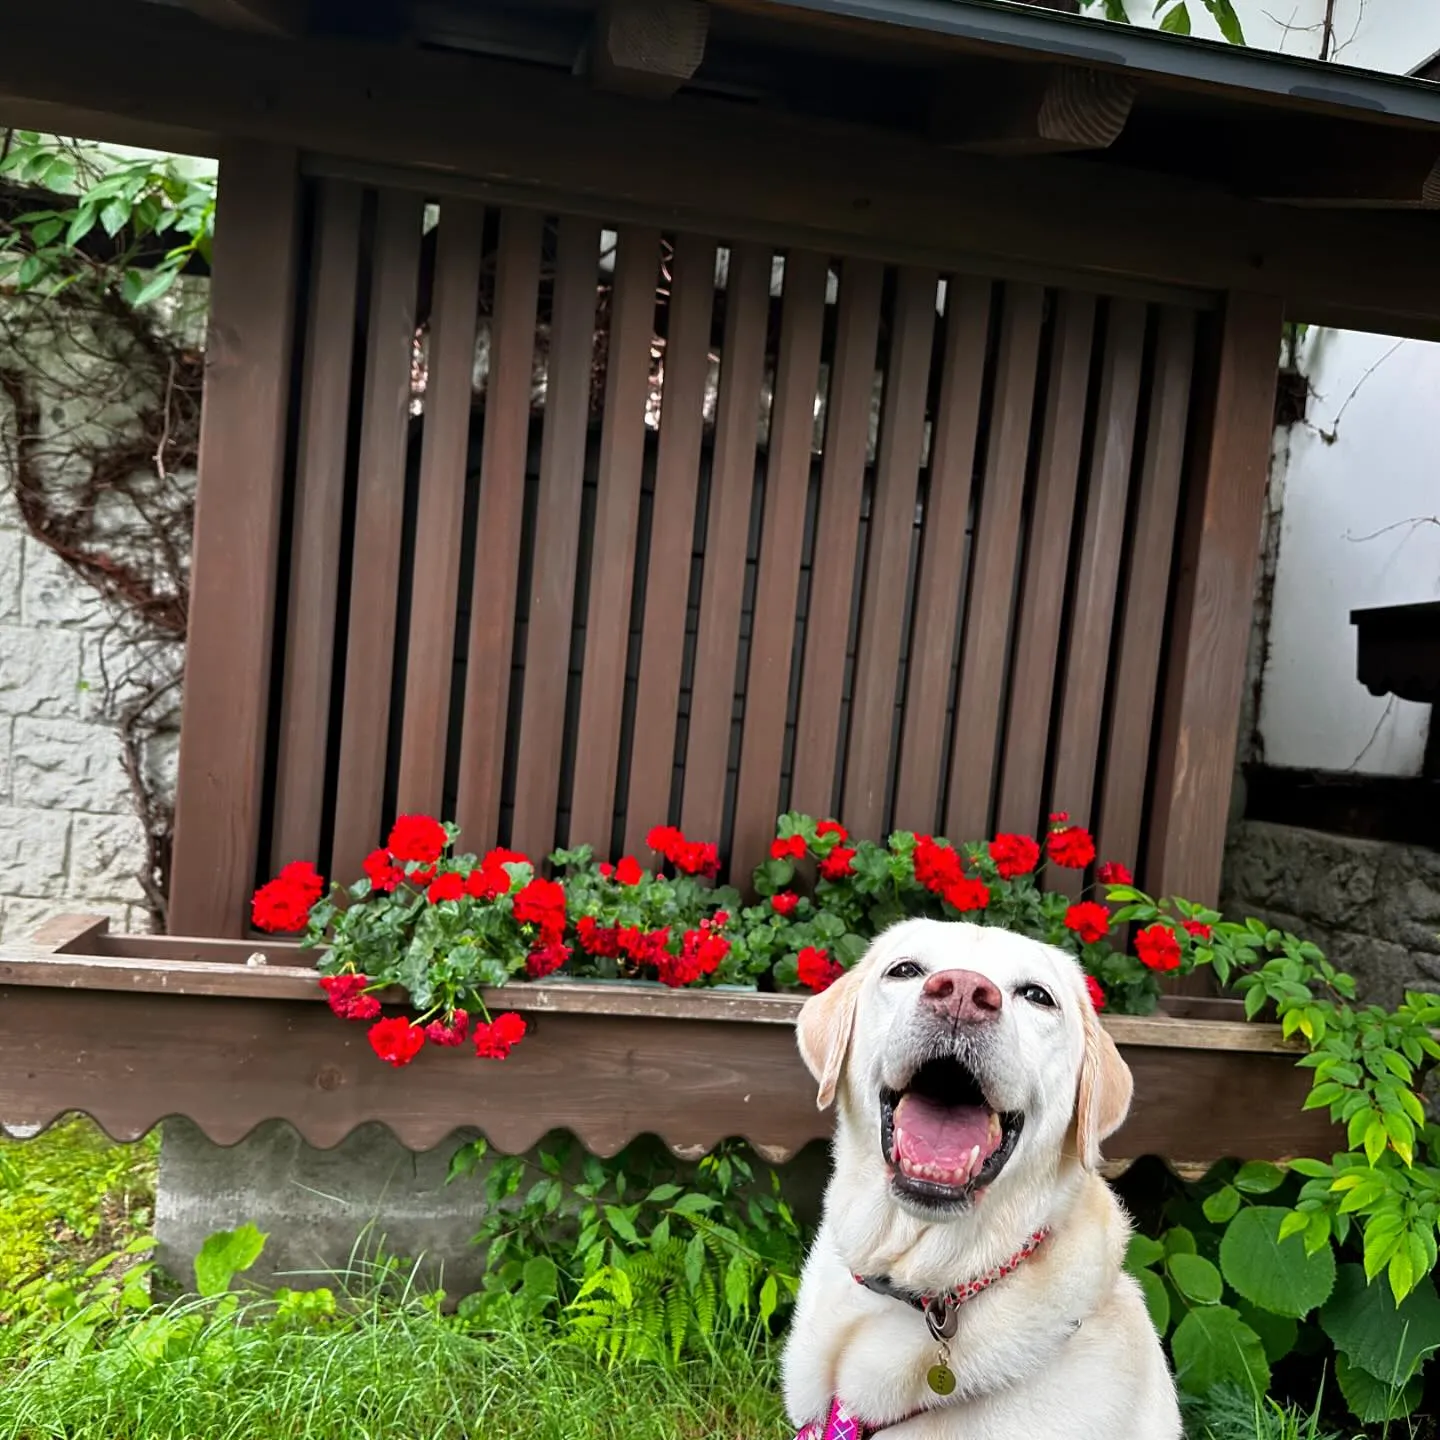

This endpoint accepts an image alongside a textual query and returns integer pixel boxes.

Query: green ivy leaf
[1320,1264,1440,1384]
[1168,1252,1223,1305]
[1171,1304,1269,1396]
[1220,1206,1336,1318]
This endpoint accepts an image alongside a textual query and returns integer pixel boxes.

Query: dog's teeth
[987,1112,1002,1145]
[968,1144,981,1177]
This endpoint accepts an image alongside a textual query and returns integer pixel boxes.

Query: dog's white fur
[782,918,1181,1439]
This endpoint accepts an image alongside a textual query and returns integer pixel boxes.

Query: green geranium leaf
[1220,1206,1335,1318]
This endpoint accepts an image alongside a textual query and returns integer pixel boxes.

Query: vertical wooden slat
[1147,292,1282,903]
[892,276,992,834]
[569,226,662,852]
[1048,299,1147,887]
[509,215,600,862]
[396,200,485,817]
[1097,307,1196,876]
[790,259,884,820]
[170,142,300,937]
[455,208,544,850]
[993,291,1096,839]
[623,232,717,854]
[944,283,1046,842]
[679,242,771,847]
[730,250,829,882]
[842,268,938,840]
[329,190,424,883]
[270,179,362,873]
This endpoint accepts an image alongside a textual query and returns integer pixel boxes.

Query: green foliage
[1082,0,1246,42]
[0,132,214,304]
[194,1224,268,1299]
[450,1136,804,1362]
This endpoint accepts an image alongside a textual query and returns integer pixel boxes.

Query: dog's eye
[885,960,924,981]
[1018,983,1056,1007]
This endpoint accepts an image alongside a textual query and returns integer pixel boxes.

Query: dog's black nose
[922,968,1003,1023]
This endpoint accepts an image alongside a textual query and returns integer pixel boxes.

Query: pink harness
[792,1228,1051,1439]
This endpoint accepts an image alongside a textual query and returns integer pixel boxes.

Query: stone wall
[0,487,153,942]
[1222,819,1440,1007]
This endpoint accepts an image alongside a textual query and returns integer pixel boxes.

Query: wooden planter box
[0,917,1337,1168]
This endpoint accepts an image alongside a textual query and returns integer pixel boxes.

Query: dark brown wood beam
[178,0,307,35]
[588,0,710,98]
[5,0,1440,336]
[931,63,1136,155]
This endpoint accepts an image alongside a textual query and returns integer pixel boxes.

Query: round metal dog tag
[926,1363,956,1396]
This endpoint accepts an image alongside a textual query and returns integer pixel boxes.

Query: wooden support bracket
[931,63,1136,156]
[588,0,710,100]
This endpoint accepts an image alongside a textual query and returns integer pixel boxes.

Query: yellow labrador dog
[782,918,1180,1439]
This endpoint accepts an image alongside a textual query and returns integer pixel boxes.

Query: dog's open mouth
[879,1055,1023,1205]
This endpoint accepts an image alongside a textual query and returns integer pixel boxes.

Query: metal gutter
[742,0,1440,125]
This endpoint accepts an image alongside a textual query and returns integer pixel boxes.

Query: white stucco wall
[1258,331,1440,777]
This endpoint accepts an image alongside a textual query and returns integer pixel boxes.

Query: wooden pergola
[1,0,1436,1161]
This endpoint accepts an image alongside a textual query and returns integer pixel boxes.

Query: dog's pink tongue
[894,1094,999,1180]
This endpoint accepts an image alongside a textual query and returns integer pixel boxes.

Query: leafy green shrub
[448,1136,805,1361]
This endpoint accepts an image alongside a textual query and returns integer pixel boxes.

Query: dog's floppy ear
[1075,995,1133,1169]
[796,967,862,1111]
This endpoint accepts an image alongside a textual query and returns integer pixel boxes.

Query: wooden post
[1146,292,1282,905]
[170,142,301,936]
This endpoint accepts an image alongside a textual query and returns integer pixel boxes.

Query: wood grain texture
[0,957,1337,1163]
[454,208,544,849]
[330,189,424,883]
[396,199,485,817]
[1097,307,1196,877]
[170,142,300,936]
[623,232,717,854]
[842,267,938,840]
[271,180,362,874]
[510,216,600,862]
[995,289,1096,837]
[1147,294,1283,903]
[944,284,1045,841]
[679,242,771,845]
[730,250,829,883]
[789,258,883,819]
[1048,298,1147,895]
[893,276,992,835]
[569,226,662,850]
[933,65,1136,157]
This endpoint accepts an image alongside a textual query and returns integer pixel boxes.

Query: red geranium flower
[424,1010,470,1047]
[913,835,964,894]
[656,922,730,988]
[319,972,381,1021]
[771,892,800,917]
[1065,901,1111,945]
[674,840,720,878]
[647,824,684,856]
[1085,975,1107,1011]
[770,834,807,861]
[363,848,404,893]
[525,940,571,979]
[251,864,322,933]
[818,846,856,881]
[1049,811,1070,824]
[427,871,465,904]
[1182,919,1212,942]
[989,833,1041,880]
[816,819,849,843]
[464,867,505,901]
[474,1012,527,1059]
[368,1016,425,1067]
[942,877,990,913]
[514,876,566,941]
[797,946,843,993]
[614,855,643,886]
[1097,861,1133,887]
[1136,924,1182,972]
[1047,825,1096,870]
[386,814,448,865]
[577,916,622,957]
